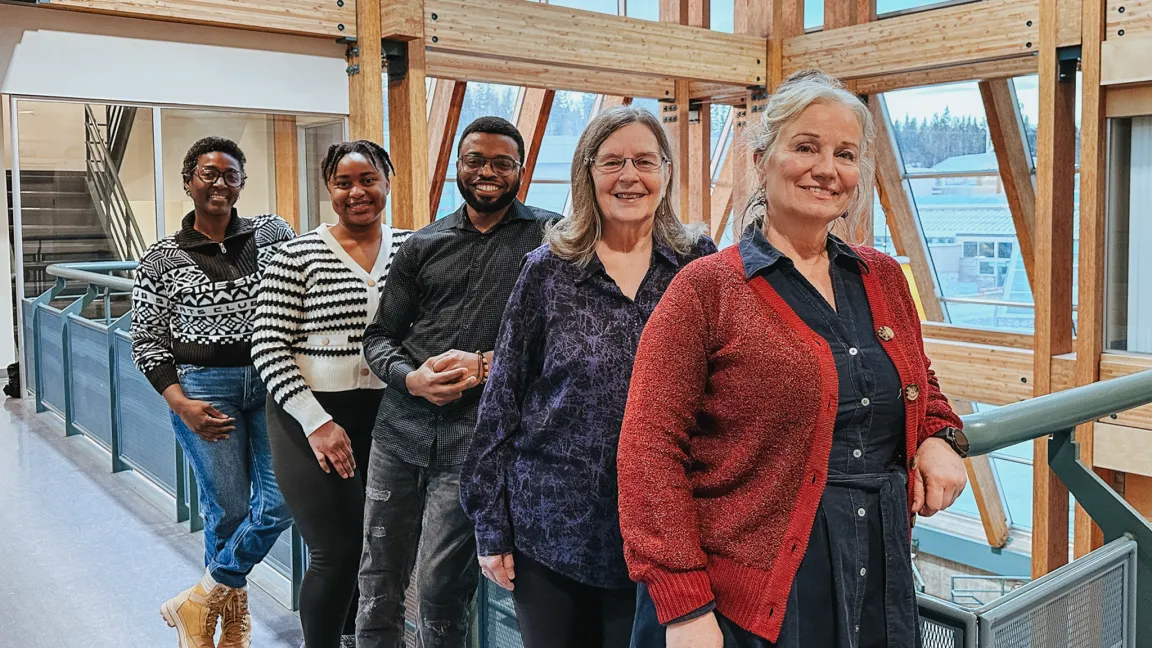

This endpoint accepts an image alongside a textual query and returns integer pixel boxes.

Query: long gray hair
[546,106,704,265]
[737,69,877,234]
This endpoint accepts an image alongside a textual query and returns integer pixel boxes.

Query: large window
[1105,115,1152,354]
[525,91,598,214]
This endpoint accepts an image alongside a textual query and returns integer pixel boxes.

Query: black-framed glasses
[458,154,521,175]
[587,152,667,173]
[195,166,245,188]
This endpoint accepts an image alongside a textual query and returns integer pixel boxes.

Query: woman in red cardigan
[617,70,969,648]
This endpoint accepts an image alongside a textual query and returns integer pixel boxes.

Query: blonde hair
[737,69,876,234]
[546,106,704,265]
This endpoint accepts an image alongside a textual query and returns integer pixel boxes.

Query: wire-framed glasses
[458,154,521,175]
[587,152,667,173]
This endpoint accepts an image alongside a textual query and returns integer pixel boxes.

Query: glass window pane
[883,82,997,174]
[872,191,898,255]
[626,0,658,20]
[531,91,597,183]
[525,182,571,214]
[711,0,734,32]
[877,0,952,16]
[1106,117,1152,352]
[805,0,824,29]
[908,176,1035,331]
[992,456,1033,529]
[552,0,618,13]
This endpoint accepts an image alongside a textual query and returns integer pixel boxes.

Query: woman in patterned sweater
[131,136,296,648]
[251,140,411,648]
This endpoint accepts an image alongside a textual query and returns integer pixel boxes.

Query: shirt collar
[174,209,249,249]
[575,238,681,285]
[738,222,868,280]
[448,199,532,231]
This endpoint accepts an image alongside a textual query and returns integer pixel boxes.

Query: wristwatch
[931,427,970,458]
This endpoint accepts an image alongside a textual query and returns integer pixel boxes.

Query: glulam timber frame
[27,0,1152,582]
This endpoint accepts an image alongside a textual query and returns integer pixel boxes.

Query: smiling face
[328,151,389,231]
[761,101,862,229]
[186,151,243,219]
[455,132,522,214]
[591,122,667,229]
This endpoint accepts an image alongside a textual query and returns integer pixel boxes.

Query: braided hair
[321,140,396,184]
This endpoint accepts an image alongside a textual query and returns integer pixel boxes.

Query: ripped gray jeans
[356,444,479,648]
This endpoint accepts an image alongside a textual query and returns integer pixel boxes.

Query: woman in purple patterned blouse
[459,106,716,648]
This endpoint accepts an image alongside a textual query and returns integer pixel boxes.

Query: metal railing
[83,105,147,263]
[920,367,1152,648]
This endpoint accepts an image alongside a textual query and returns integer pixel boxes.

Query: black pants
[267,389,383,648]
[510,551,636,648]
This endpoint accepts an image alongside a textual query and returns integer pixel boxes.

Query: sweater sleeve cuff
[666,600,717,626]
[387,360,416,396]
[287,393,334,436]
[145,364,180,395]
[643,569,715,625]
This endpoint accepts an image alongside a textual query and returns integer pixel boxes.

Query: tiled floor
[0,398,304,648]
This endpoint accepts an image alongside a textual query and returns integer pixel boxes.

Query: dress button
[860,567,868,577]
[848,347,858,356]
[906,384,921,402]
[861,397,871,406]
[853,449,862,458]
[361,368,370,377]
[857,508,866,517]
[321,337,330,346]
[367,279,377,287]
[877,326,895,341]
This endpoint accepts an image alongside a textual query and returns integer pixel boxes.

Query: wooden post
[348,0,384,143]
[515,89,556,202]
[427,79,467,216]
[273,115,300,231]
[687,0,711,225]
[730,0,771,240]
[1031,0,1076,580]
[768,0,804,90]
[1074,0,1110,559]
[387,33,430,229]
[826,0,875,244]
[660,0,692,221]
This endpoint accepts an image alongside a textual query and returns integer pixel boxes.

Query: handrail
[963,368,1152,456]
[83,104,147,263]
[45,261,137,294]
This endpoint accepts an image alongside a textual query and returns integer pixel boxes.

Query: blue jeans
[171,364,293,588]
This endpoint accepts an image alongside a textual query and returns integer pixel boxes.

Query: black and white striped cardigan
[251,223,413,434]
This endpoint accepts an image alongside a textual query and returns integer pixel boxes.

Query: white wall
[0,5,348,115]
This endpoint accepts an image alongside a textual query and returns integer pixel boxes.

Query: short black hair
[182,136,247,182]
[458,116,525,163]
[321,140,396,184]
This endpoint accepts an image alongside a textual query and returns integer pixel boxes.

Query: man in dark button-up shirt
[356,116,559,648]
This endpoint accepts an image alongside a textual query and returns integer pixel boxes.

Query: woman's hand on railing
[911,438,969,517]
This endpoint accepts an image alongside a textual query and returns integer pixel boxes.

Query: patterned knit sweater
[131,212,295,394]
[251,223,412,434]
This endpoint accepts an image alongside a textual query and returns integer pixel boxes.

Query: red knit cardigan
[617,244,962,642]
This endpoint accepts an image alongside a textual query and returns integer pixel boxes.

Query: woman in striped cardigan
[251,140,411,648]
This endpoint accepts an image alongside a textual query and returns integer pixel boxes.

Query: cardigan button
[877,326,895,342]
[906,384,920,402]
[367,279,377,287]
[320,337,330,346]
[361,368,370,377]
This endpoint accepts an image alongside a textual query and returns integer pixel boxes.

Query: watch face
[955,429,970,454]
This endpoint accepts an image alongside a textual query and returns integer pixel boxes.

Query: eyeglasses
[194,166,245,188]
[458,154,521,175]
[587,152,667,174]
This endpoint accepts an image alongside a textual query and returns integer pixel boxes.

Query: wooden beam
[921,322,1033,349]
[426,51,676,99]
[349,0,384,143]
[427,79,467,217]
[871,96,946,323]
[1093,422,1152,477]
[769,0,805,89]
[980,79,1037,289]
[382,0,425,40]
[687,0,711,226]
[515,89,556,202]
[426,0,766,86]
[925,340,1035,405]
[855,57,1041,95]
[1107,0,1152,39]
[1031,0,1077,580]
[388,37,431,229]
[951,399,1011,549]
[1074,0,1111,560]
[1105,84,1152,118]
[273,115,300,232]
[1102,35,1152,85]
[1101,354,1152,430]
[45,0,354,38]
[660,0,693,221]
[782,0,1080,81]
[599,96,633,111]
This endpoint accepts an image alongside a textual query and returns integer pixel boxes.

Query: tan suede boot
[217,587,251,648]
[160,570,232,648]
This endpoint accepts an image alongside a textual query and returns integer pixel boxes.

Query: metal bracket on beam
[1057,45,1082,83]
[339,37,361,76]
[382,39,409,83]
[688,101,704,124]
